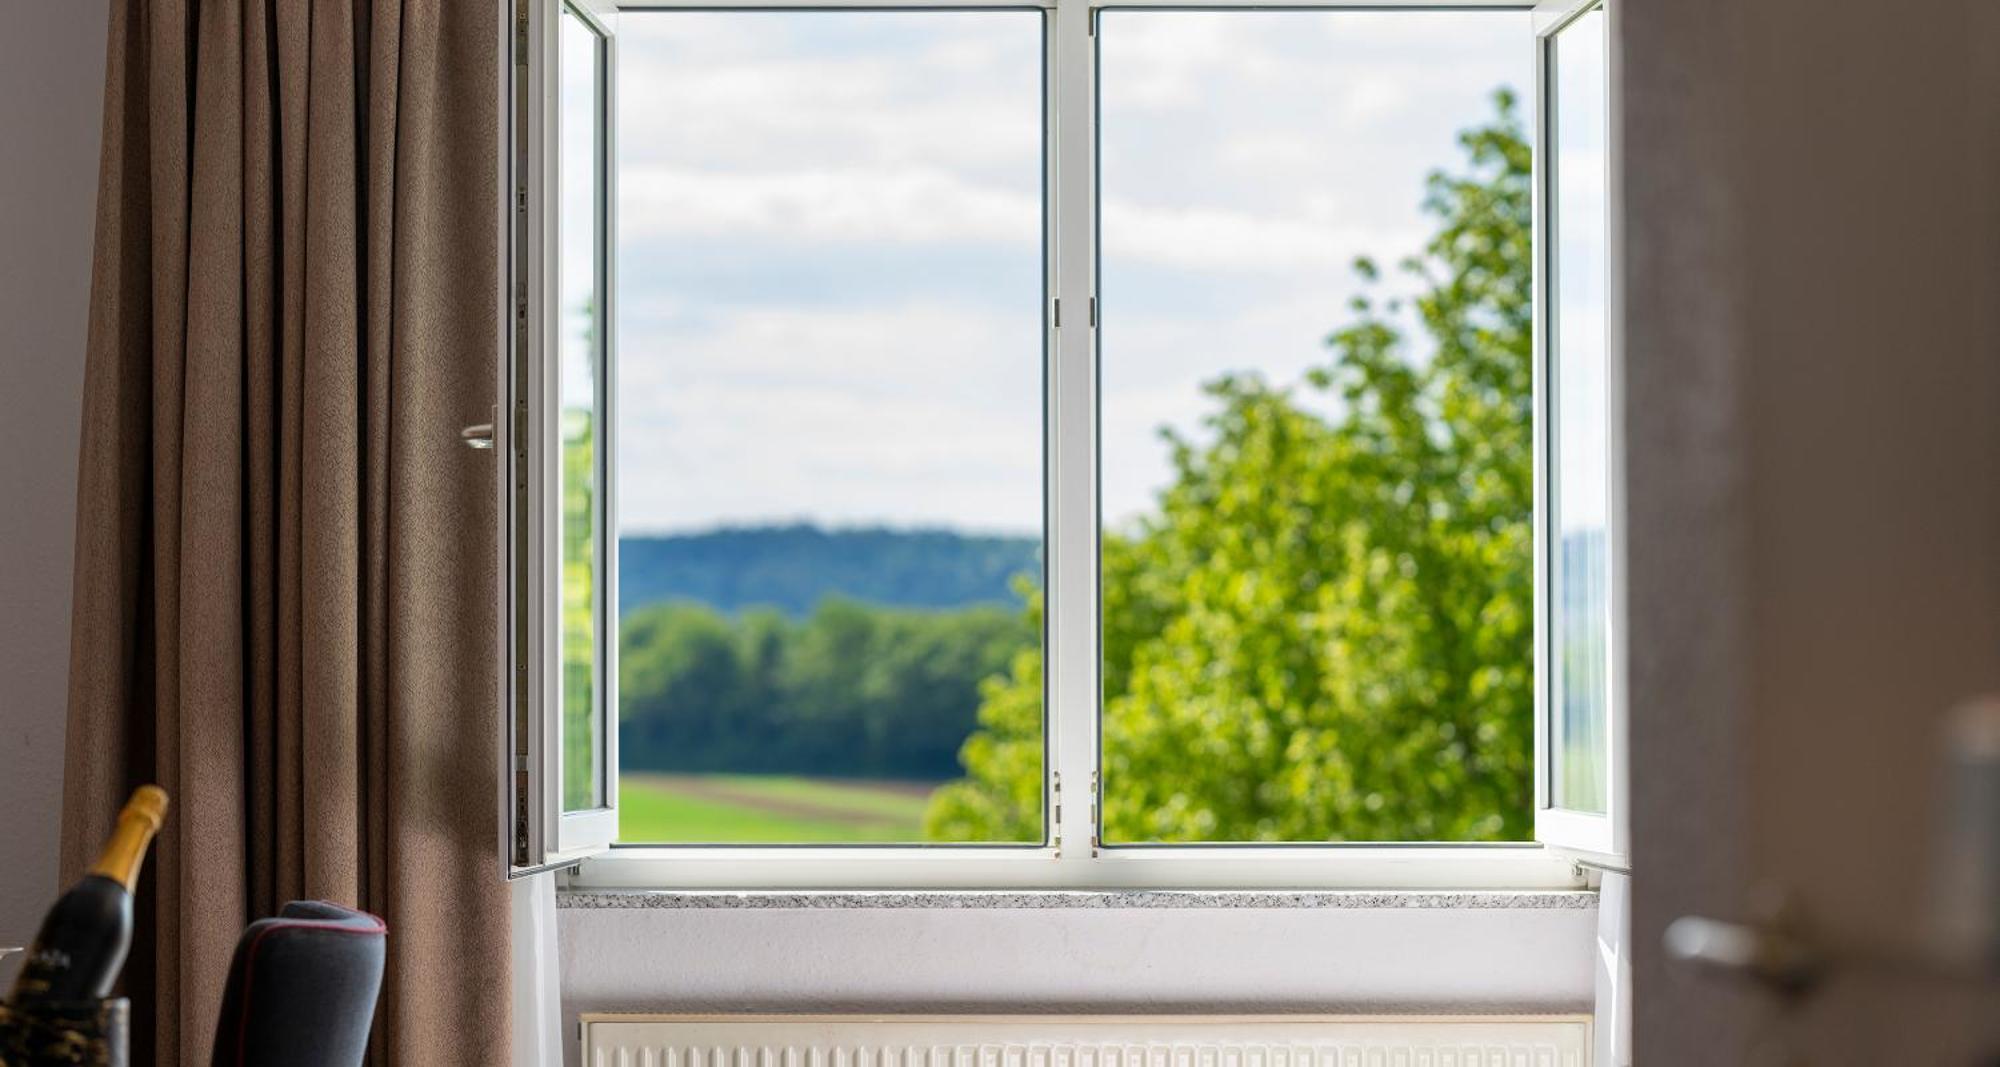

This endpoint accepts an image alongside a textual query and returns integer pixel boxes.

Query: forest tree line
[619,593,1035,780]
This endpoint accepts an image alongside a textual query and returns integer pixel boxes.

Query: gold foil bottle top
[87,785,169,891]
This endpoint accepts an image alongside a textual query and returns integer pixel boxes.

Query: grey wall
[561,903,1596,1067]
[0,0,109,982]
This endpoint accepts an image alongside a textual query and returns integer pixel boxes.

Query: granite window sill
[557,889,1596,911]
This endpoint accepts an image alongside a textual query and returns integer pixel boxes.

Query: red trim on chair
[229,905,388,1067]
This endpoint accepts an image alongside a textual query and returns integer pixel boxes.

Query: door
[1624,0,2000,1062]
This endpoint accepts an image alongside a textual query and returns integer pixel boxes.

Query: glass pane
[615,12,1045,844]
[1548,7,1611,815]
[558,5,606,815]
[1098,11,1535,843]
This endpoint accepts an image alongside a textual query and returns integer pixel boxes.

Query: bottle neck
[87,811,162,893]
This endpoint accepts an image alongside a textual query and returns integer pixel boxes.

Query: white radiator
[579,1015,1592,1067]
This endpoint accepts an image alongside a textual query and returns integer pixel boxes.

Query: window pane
[1098,12,1534,843]
[559,5,606,815]
[615,12,1045,844]
[1549,7,1611,815]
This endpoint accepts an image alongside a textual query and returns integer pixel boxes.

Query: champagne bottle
[7,785,169,1005]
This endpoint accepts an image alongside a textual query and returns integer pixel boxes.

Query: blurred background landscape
[608,10,1560,846]
[617,525,1038,842]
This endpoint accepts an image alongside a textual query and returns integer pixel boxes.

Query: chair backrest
[210,901,386,1067]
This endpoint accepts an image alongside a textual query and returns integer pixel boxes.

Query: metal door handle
[461,423,496,450]
[1664,914,1827,997]
[1667,907,1997,996]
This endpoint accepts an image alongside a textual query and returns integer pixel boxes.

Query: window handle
[462,423,496,450]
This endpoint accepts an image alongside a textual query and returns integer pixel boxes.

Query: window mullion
[1047,0,1099,864]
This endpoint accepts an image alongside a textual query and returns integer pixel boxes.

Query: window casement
[1532,0,1626,867]
[500,0,620,873]
[495,0,1626,888]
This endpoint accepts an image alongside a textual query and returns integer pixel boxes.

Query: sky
[603,10,1534,536]
[1551,7,1611,539]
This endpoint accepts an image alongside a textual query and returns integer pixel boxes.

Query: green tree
[925,90,1534,843]
[561,294,603,811]
[619,595,1034,784]
[921,577,1048,842]
[560,407,599,811]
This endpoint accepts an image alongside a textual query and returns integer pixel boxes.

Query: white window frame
[500,0,1621,890]
[501,0,622,876]
[1531,0,1628,870]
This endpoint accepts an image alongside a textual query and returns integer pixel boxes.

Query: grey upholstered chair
[209,901,386,1067]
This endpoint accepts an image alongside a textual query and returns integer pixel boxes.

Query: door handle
[1667,904,1998,996]
[461,423,496,450]
[1668,699,2000,998]
[1664,913,1827,998]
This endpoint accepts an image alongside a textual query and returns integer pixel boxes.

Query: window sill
[566,844,1586,891]
[556,888,1597,911]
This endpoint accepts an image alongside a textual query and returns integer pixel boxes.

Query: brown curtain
[60,1,510,1064]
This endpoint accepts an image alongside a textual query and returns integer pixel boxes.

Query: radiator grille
[580,1015,1591,1067]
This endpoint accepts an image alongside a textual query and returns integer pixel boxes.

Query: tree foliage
[561,408,599,811]
[620,596,1034,783]
[925,91,1535,843]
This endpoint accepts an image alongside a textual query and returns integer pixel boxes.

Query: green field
[618,773,938,844]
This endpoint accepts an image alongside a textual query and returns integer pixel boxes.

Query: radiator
[578,1015,1592,1067]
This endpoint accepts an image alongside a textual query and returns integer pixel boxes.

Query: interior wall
[0,0,108,982]
[560,903,1596,1067]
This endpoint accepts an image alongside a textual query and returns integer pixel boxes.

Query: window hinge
[1088,8,1098,36]
[1089,296,1097,328]
[514,2,530,66]
[1051,298,1061,329]
[1089,771,1100,856]
[514,779,531,863]
[1051,771,1063,856]
[513,284,529,371]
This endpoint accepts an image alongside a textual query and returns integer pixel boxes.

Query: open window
[501,0,620,875]
[500,0,1626,887]
[1532,0,1627,867]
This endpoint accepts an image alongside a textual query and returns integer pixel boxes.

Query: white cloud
[617,301,1044,533]
[609,9,1533,532]
[1101,197,1426,274]
[621,165,1040,247]
[621,302,1041,399]
[617,376,1045,534]
[618,15,1042,176]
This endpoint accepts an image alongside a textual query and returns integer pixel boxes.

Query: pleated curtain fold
[60,1,511,1063]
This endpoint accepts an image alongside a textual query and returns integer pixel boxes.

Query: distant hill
[618,524,1041,617]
